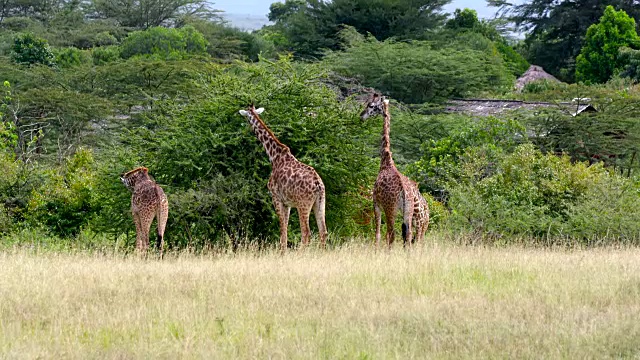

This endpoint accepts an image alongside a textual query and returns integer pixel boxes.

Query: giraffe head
[238,104,265,119]
[121,167,151,192]
[360,93,389,120]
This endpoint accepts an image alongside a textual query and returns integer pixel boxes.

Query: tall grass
[1,238,640,358]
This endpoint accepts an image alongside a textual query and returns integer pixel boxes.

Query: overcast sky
[213,0,515,19]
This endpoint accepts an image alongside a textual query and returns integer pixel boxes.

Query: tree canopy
[266,0,450,58]
[489,0,640,82]
[576,6,639,84]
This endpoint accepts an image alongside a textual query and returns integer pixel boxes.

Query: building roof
[446,99,597,117]
[515,65,561,92]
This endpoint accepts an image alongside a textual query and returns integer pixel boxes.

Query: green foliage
[121,57,378,245]
[120,26,208,60]
[0,81,17,153]
[495,41,530,77]
[91,45,120,65]
[409,116,525,198]
[448,144,640,242]
[445,8,481,30]
[182,17,276,61]
[576,6,639,84]
[442,8,529,77]
[28,148,98,237]
[0,16,40,32]
[268,0,450,58]
[522,105,640,176]
[619,47,640,81]
[423,193,448,229]
[490,0,640,82]
[90,0,217,29]
[324,35,515,104]
[11,32,55,66]
[94,31,118,47]
[53,47,91,68]
[268,0,305,22]
[521,79,568,95]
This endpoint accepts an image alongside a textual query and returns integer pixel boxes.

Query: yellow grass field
[1,241,640,359]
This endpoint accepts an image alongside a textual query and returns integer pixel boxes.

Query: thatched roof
[515,65,561,92]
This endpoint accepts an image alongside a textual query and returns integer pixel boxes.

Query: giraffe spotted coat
[239,105,327,251]
[407,179,430,243]
[361,94,419,248]
[121,167,169,254]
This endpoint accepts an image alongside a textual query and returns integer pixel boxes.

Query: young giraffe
[408,179,430,244]
[238,105,328,251]
[361,94,416,248]
[120,167,169,254]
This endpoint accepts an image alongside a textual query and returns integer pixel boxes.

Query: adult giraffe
[361,94,426,248]
[239,105,328,251]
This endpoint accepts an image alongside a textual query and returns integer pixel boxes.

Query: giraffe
[408,179,430,244]
[238,105,328,251]
[361,93,416,248]
[120,167,169,255]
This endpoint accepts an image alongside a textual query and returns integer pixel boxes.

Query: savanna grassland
[2,237,640,359]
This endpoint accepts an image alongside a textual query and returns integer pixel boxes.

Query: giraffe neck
[380,103,394,169]
[247,112,288,163]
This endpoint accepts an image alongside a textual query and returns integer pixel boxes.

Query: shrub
[11,33,55,66]
[28,148,98,237]
[53,47,91,68]
[409,116,526,198]
[115,57,379,246]
[91,45,120,65]
[94,31,118,47]
[120,25,208,60]
[324,34,515,104]
[447,144,640,242]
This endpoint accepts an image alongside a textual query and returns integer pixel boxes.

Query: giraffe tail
[402,223,408,245]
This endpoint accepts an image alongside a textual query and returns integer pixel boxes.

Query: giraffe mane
[247,107,289,151]
[124,167,148,176]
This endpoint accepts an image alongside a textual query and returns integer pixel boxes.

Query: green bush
[53,47,91,68]
[28,148,98,237]
[0,17,40,32]
[324,34,515,104]
[117,57,378,246]
[619,47,640,81]
[120,26,208,60]
[409,116,526,197]
[11,32,55,66]
[94,31,118,47]
[91,45,120,65]
[447,144,640,242]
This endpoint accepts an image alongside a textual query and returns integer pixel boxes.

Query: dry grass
[1,240,640,359]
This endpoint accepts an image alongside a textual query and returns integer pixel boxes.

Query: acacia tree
[90,0,217,29]
[267,0,450,58]
[576,6,639,84]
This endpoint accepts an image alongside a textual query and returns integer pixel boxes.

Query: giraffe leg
[313,193,328,249]
[384,208,396,249]
[156,201,169,257]
[402,194,414,247]
[133,212,144,253]
[137,212,154,254]
[374,202,382,249]
[272,197,290,253]
[298,204,313,248]
[414,224,423,244]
